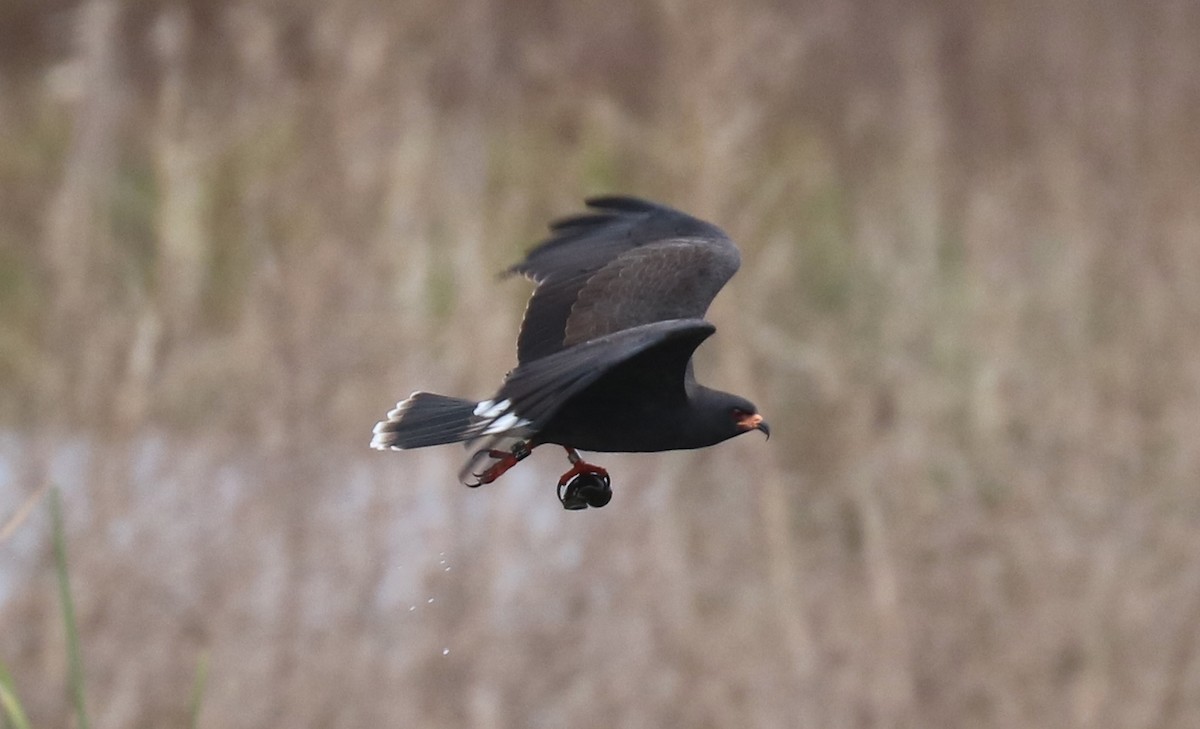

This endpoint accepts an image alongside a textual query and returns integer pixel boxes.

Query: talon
[558,471,612,510]
[472,448,509,463]
[467,441,535,487]
[556,448,611,510]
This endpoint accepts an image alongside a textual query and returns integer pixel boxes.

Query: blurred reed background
[2,0,1199,727]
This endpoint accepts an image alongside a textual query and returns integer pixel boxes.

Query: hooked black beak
[738,413,770,440]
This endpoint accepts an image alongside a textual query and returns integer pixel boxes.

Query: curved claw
[463,450,494,487]
[465,444,533,487]
[556,461,609,489]
[556,450,612,510]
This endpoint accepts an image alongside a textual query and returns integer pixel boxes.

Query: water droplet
[442,648,450,656]
[408,605,415,612]
[427,597,435,604]
[444,566,451,572]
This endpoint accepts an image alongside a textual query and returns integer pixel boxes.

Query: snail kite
[371,196,769,509]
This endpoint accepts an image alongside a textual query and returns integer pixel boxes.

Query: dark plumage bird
[371,196,769,509]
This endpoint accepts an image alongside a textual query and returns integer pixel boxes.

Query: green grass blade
[0,657,33,729]
[188,651,208,729]
[50,488,89,729]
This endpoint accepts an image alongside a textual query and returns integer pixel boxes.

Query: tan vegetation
[2,0,1199,727]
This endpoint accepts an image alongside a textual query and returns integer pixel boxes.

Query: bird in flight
[371,196,769,510]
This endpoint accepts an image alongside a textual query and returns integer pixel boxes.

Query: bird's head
[729,405,768,438]
[729,400,770,440]
[693,389,770,446]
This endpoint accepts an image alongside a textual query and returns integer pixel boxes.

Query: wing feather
[509,197,739,363]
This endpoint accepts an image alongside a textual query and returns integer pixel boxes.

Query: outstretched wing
[509,196,740,364]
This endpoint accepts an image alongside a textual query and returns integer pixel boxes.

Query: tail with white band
[370,392,481,450]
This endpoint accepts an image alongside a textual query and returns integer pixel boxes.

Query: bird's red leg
[556,447,609,487]
[469,441,535,487]
[556,447,612,509]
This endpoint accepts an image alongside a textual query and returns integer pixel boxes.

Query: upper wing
[510,196,740,364]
